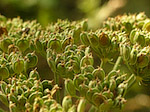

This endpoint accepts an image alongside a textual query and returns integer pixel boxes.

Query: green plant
[0,12,150,112]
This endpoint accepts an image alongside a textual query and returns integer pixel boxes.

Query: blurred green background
[1,0,150,26]
[0,0,150,112]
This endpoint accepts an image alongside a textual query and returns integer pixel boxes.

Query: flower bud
[33,97,44,112]
[0,38,12,53]
[62,96,72,112]
[57,62,66,77]
[65,79,76,97]
[28,91,43,104]
[65,44,78,51]
[8,93,18,104]
[16,38,29,53]
[99,99,113,111]
[137,53,149,68]
[43,99,55,107]
[18,95,27,106]
[92,67,105,81]
[82,20,88,31]
[77,98,86,112]
[88,33,99,47]
[5,85,11,94]
[0,27,7,36]
[92,93,106,107]
[9,102,17,112]
[0,81,7,94]
[102,90,114,99]
[25,102,32,112]
[47,38,62,52]
[129,29,137,44]
[99,32,111,48]
[62,37,74,49]
[50,104,63,112]
[80,54,94,67]
[0,91,9,106]
[73,27,81,44]
[122,44,131,61]
[80,32,90,46]
[107,70,118,80]
[143,20,150,32]
[25,52,38,69]
[134,33,145,46]
[42,80,53,90]
[12,59,24,74]
[123,22,132,33]
[84,73,94,81]
[23,89,31,98]
[86,88,99,103]
[0,65,9,79]
[73,74,84,90]
[129,47,138,65]
[16,86,24,95]
[79,83,89,97]
[145,37,150,46]
[68,105,77,112]
[29,69,40,80]
[81,65,94,74]
[88,80,97,88]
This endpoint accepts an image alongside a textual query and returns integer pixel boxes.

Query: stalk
[100,59,104,68]
[89,105,97,112]
[54,72,60,103]
[113,56,122,70]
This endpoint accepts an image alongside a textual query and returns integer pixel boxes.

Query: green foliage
[0,12,150,112]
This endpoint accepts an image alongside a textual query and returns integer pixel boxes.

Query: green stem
[127,74,136,89]
[125,62,137,90]
[123,74,136,97]
[113,56,122,70]
[100,59,104,68]
[89,105,97,112]
[54,72,60,103]
[125,62,135,75]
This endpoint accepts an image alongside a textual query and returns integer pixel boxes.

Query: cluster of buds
[47,45,91,78]
[0,69,63,112]
[0,12,150,112]
[103,12,147,32]
[0,51,38,80]
[65,61,135,111]
[0,69,82,112]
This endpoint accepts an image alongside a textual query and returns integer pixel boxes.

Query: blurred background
[0,0,150,112]
[0,0,150,26]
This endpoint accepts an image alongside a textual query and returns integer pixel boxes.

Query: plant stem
[125,62,135,75]
[54,72,60,103]
[113,56,122,70]
[123,74,136,97]
[89,105,97,112]
[100,59,104,68]
[127,74,136,89]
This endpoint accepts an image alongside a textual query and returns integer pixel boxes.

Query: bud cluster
[0,12,150,111]
[0,69,64,112]
[65,64,135,111]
